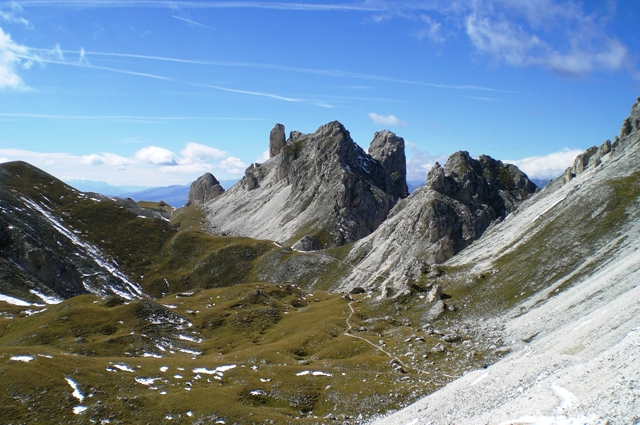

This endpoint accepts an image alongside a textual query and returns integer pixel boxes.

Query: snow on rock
[19,196,144,300]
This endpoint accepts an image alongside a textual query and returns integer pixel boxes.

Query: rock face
[292,235,321,252]
[205,121,409,248]
[0,161,151,301]
[269,123,287,158]
[185,173,225,207]
[368,130,409,199]
[334,151,537,292]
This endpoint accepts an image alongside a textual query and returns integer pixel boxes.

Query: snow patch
[178,334,202,343]
[65,377,84,402]
[10,355,34,362]
[135,377,158,386]
[295,370,333,377]
[73,406,87,414]
[112,364,135,372]
[29,289,63,304]
[0,293,32,306]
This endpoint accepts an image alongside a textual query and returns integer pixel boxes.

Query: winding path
[344,300,428,375]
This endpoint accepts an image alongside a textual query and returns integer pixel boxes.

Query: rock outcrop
[269,123,287,158]
[368,130,409,199]
[334,151,537,292]
[185,173,225,207]
[205,121,409,248]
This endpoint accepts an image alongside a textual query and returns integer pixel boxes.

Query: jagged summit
[334,150,537,293]
[205,121,409,248]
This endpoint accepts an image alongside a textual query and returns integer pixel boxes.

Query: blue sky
[0,0,639,187]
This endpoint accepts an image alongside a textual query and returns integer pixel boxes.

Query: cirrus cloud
[0,26,30,89]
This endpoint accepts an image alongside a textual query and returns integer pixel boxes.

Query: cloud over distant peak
[369,112,407,127]
[506,148,583,180]
[1,142,248,186]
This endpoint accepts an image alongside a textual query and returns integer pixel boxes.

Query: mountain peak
[204,121,409,248]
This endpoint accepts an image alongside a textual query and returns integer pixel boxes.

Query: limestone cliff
[205,121,409,248]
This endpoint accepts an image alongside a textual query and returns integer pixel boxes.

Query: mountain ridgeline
[2,99,640,424]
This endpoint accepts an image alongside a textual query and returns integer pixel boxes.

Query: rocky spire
[368,130,409,200]
[185,173,225,207]
[269,123,287,158]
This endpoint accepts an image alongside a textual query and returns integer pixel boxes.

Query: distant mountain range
[66,179,240,207]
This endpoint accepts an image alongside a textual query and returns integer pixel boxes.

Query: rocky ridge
[204,122,409,248]
[331,150,537,294]
[371,97,640,425]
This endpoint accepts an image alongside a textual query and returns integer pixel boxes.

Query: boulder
[427,284,443,302]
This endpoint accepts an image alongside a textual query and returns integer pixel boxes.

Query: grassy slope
[0,283,496,424]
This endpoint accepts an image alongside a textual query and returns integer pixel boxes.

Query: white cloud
[0,143,249,187]
[375,0,636,77]
[81,152,131,166]
[180,142,226,163]
[405,143,447,182]
[255,149,270,163]
[463,1,634,77]
[368,112,407,127]
[134,146,179,165]
[506,148,582,180]
[219,157,248,174]
[0,26,29,89]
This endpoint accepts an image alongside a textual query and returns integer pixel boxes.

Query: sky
[0,0,639,188]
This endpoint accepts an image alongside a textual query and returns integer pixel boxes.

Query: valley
[1,99,640,424]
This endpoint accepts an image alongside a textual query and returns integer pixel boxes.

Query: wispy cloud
[465,9,631,77]
[368,112,407,127]
[506,148,583,180]
[1,1,385,12]
[0,112,268,122]
[172,15,211,28]
[0,2,31,28]
[14,49,332,105]
[54,49,513,93]
[0,26,30,89]
[0,142,249,186]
